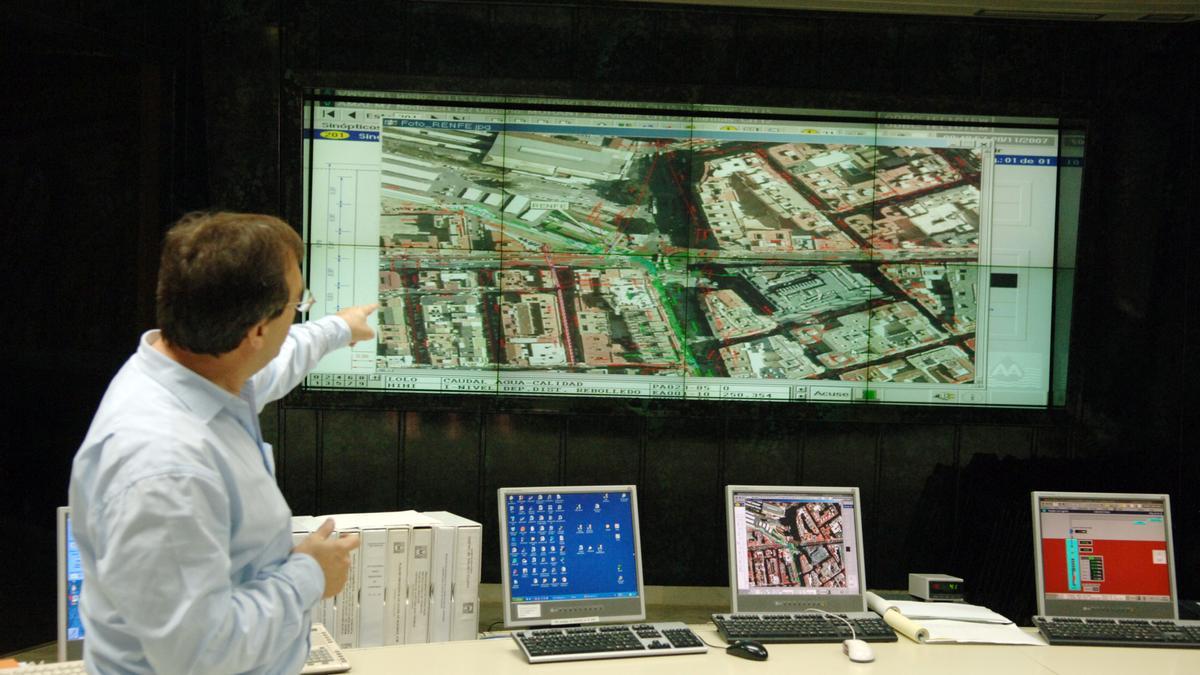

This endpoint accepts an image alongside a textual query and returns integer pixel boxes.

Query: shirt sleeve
[93,470,324,675]
[250,315,350,409]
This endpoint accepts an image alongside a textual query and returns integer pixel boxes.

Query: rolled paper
[881,607,929,643]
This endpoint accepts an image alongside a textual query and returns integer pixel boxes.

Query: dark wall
[2,0,1197,655]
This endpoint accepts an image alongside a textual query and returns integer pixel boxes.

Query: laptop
[1031,491,1200,646]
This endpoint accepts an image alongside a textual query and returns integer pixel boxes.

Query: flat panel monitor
[1032,492,1178,620]
[726,485,868,614]
[300,90,1082,408]
[498,485,645,628]
[57,506,84,661]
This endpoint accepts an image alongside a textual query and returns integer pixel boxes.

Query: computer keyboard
[1033,616,1200,648]
[511,622,708,663]
[303,623,351,674]
[5,662,86,674]
[6,625,349,675]
[713,612,898,643]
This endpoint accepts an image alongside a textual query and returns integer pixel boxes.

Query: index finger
[335,533,361,551]
[312,518,335,539]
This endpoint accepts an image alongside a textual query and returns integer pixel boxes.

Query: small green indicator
[863,389,877,400]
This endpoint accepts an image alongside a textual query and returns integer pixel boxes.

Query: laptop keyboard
[1034,616,1200,648]
[511,622,707,663]
[713,612,898,643]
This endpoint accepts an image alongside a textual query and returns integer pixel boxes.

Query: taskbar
[304,371,1037,406]
[512,592,639,602]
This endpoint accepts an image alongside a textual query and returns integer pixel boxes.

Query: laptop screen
[499,486,645,627]
[1032,493,1178,619]
[726,486,867,613]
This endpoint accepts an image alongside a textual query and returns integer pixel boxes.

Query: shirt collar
[135,330,246,423]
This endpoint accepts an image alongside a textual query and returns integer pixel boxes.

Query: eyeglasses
[290,289,315,314]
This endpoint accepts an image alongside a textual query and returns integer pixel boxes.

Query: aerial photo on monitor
[372,118,981,384]
[740,498,847,589]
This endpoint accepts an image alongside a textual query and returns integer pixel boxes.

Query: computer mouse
[842,638,875,663]
[726,639,768,661]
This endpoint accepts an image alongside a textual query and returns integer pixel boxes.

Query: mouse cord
[695,619,732,648]
[803,608,857,641]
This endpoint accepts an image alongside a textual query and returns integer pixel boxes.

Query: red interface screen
[1038,498,1171,603]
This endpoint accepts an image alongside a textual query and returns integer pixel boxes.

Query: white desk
[343,625,1200,674]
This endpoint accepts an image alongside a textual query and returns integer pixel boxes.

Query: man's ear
[243,320,269,351]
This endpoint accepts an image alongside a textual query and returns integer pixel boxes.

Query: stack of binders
[291,510,483,649]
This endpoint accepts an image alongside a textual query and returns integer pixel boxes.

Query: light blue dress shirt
[69,316,351,675]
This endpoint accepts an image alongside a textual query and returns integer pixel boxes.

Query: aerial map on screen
[740,498,848,589]
[304,94,1074,406]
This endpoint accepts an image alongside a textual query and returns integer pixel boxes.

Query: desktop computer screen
[1032,492,1178,619]
[498,485,645,628]
[726,485,867,613]
[300,90,1081,408]
[57,506,85,661]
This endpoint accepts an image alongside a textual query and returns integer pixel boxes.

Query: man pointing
[70,212,377,674]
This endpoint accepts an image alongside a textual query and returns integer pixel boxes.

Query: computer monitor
[56,506,84,661]
[726,485,868,614]
[1032,492,1179,620]
[498,485,645,628]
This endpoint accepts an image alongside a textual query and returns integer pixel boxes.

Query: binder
[357,526,388,647]
[322,512,424,649]
[426,519,456,642]
[330,523,361,649]
[383,522,411,646]
[405,523,434,644]
[425,511,482,641]
[338,511,423,648]
[289,510,469,646]
[352,511,438,645]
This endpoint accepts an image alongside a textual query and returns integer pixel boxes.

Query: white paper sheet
[865,592,1047,646]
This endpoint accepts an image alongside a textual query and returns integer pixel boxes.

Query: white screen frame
[725,485,868,614]
[498,485,647,628]
[1031,491,1178,620]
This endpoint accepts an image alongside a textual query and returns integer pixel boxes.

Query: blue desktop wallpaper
[505,490,638,602]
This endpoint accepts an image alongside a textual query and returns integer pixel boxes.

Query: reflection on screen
[504,490,638,603]
[302,92,1078,407]
[731,491,860,596]
[1038,497,1172,604]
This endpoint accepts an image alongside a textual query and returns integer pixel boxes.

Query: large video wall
[302,92,1080,407]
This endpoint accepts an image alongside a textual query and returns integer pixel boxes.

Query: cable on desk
[803,608,857,640]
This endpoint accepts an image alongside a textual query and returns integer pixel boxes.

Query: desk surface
[343,626,1200,675]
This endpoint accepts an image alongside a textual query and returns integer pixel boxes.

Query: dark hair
[156,211,304,356]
